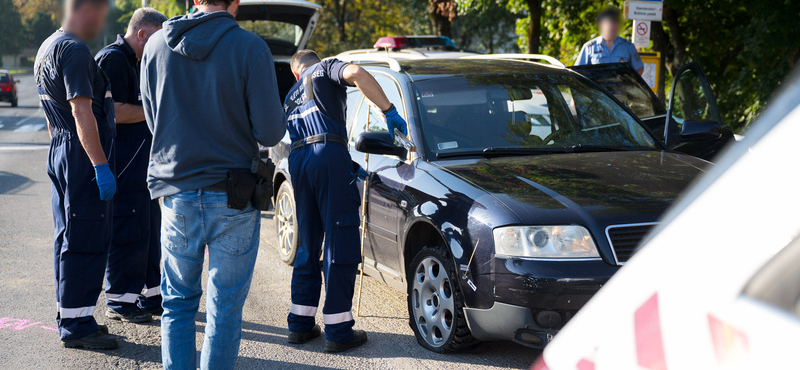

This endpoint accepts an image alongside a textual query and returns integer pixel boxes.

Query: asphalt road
[0,74,537,369]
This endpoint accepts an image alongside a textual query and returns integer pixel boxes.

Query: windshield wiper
[565,144,649,152]
[435,145,653,159]
[436,147,565,159]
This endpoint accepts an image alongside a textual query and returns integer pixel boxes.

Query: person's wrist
[382,103,395,114]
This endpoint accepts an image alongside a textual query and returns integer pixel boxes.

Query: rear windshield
[0,74,8,83]
[238,20,304,55]
[412,74,658,157]
[571,64,666,119]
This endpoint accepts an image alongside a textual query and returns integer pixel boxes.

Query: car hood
[439,151,709,225]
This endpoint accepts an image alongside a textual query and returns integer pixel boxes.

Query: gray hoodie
[140,11,286,198]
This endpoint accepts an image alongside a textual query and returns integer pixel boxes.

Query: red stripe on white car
[634,293,668,370]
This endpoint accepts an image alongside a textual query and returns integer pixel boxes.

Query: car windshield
[412,74,658,157]
[238,20,304,54]
[571,64,666,118]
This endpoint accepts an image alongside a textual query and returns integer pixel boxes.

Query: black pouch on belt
[226,170,257,210]
[250,158,276,211]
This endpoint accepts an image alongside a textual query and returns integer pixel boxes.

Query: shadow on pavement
[0,171,34,194]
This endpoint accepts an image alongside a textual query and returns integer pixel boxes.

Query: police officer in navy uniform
[95,7,167,324]
[575,6,644,75]
[284,50,407,352]
[35,0,119,349]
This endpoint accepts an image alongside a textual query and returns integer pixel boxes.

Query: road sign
[633,20,651,48]
[624,1,663,21]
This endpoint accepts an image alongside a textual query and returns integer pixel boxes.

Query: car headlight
[493,225,599,258]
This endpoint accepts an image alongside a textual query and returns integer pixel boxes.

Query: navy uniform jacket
[96,35,143,124]
[283,58,353,126]
[574,36,644,71]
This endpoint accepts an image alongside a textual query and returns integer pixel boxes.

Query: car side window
[345,88,362,133]
[373,73,406,119]
[350,94,369,143]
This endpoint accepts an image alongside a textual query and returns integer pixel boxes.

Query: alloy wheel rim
[411,255,455,347]
[276,191,295,257]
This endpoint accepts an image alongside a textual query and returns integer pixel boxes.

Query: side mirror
[679,120,722,142]
[355,131,407,157]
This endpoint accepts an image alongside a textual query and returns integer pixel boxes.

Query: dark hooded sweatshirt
[140,11,286,198]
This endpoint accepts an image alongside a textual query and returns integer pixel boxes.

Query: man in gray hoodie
[139,0,286,368]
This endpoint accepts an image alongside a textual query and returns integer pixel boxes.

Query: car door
[348,73,409,279]
[664,62,733,160]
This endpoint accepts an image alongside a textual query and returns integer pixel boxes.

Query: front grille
[605,223,657,265]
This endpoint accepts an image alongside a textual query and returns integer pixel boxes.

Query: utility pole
[142,0,148,7]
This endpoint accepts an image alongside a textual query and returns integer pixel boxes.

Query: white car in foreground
[535,74,800,370]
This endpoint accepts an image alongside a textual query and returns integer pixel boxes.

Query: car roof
[386,59,571,81]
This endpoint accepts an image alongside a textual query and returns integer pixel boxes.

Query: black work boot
[288,324,321,344]
[62,330,120,350]
[140,306,164,316]
[106,308,153,323]
[324,330,368,353]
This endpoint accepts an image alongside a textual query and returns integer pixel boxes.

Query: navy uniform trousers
[105,123,162,313]
[287,98,363,343]
[38,37,117,340]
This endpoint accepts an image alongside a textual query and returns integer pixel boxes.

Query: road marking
[14,115,39,126]
[0,145,49,151]
[14,123,46,132]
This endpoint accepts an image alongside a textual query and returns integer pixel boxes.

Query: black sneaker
[288,324,321,344]
[140,306,164,316]
[324,330,368,353]
[62,331,120,350]
[106,308,152,323]
[98,324,109,334]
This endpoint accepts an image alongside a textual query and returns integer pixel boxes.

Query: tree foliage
[307,0,430,57]
[0,0,26,58]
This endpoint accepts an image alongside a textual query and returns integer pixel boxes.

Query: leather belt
[202,180,227,192]
[290,133,348,152]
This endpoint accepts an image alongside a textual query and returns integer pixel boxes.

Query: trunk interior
[274,61,296,103]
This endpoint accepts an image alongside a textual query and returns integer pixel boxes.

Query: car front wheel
[407,245,477,353]
[275,181,298,265]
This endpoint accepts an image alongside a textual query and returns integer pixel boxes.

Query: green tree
[0,0,26,59]
[451,1,519,53]
[457,0,545,53]
[308,0,430,57]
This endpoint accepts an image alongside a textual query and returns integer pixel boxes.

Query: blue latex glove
[357,167,369,182]
[94,163,117,201]
[384,105,407,140]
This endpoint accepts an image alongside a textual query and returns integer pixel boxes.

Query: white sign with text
[624,1,663,21]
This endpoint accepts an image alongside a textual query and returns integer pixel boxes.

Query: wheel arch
[272,170,288,202]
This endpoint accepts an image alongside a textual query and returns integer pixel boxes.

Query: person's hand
[93,163,117,201]
[384,105,407,140]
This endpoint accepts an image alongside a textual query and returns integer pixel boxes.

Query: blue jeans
[159,190,260,370]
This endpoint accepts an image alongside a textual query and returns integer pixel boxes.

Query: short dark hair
[196,0,233,8]
[596,6,621,23]
[68,0,109,11]
[291,50,321,74]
